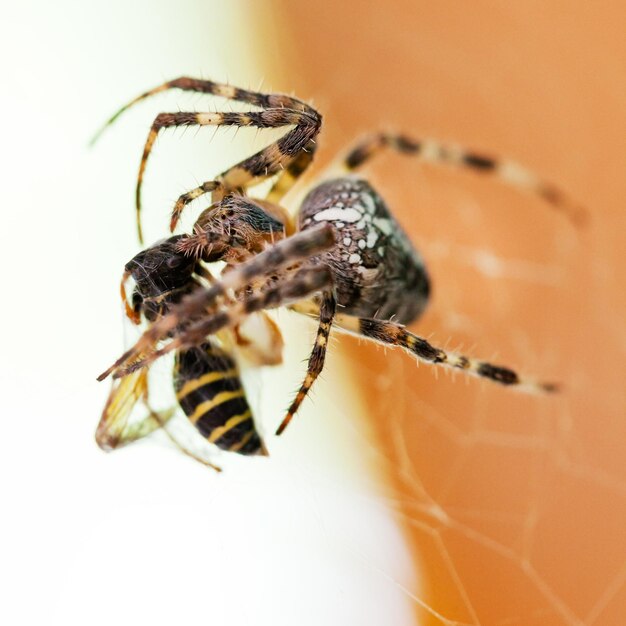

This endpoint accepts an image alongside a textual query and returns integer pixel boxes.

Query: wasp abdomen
[174,342,263,455]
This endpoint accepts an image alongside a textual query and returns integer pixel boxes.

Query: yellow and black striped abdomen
[173,341,263,455]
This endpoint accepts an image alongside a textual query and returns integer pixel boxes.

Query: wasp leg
[145,402,223,471]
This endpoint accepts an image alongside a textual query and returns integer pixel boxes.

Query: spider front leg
[276,291,336,435]
[340,132,586,225]
[333,313,558,393]
[265,138,318,205]
[91,76,319,145]
[133,107,319,242]
[93,76,321,241]
[170,181,223,233]
[171,138,317,233]
[97,224,336,382]
[112,265,333,379]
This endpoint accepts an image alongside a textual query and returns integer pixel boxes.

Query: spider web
[357,363,624,625]
[287,221,626,626]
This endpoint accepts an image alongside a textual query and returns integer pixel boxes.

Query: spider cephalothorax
[96,77,580,465]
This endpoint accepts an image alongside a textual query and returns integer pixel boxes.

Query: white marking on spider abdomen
[359,194,377,214]
[372,217,393,235]
[313,207,362,223]
[366,230,379,248]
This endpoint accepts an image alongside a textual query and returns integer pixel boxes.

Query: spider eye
[166,255,183,268]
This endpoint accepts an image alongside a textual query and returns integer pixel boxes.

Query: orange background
[259,2,626,624]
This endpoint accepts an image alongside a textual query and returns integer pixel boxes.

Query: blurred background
[1,1,625,625]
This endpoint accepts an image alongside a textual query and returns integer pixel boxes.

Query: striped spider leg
[277,292,557,437]
[343,316,558,392]
[91,76,321,242]
[95,78,583,453]
[340,132,587,226]
[273,168,563,435]
[97,223,336,380]
[106,265,334,381]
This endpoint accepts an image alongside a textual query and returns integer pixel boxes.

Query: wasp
[96,234,288,469]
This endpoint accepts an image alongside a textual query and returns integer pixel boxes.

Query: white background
[0,2,416,625]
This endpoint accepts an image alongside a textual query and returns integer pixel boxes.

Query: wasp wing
[95,368,163,450]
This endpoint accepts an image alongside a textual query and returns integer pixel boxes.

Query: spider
[96,76,582,444]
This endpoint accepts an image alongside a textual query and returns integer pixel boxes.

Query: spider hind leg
[341,132,587,226]
[335,313,558,394]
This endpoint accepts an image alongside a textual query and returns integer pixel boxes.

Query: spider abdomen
[298,177,430,324]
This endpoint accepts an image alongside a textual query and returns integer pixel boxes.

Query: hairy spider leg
[276,291,336,435]
[91,76,318,144]
[341,132,586,226]
[265,138,318,204]
[333,313,558,394]
[143,108,321,239]
[114,265,333,379]
[170,181,223,233]
[172,137,318,233]
[96,223,335,382]
[91,76,321,241]
[99,226,335,380]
